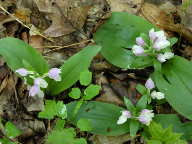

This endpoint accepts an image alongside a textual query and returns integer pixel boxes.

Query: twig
[43,39,93,54]
[0,4,54,42]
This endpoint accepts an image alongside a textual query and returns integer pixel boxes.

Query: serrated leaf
[154,114,192,140]
[94,12,155,69]
[83,84,101,100]
[0,37,49,74]
[48,45,101,95]
[5,122,21,138]
[38,100,67,120]
[54,119,65,130]
[69,88,81,99]
[80,70,92,86]
[46,128,75,144]
[67,101,130,136]
[147,122,187,144]
[77,118,92,131]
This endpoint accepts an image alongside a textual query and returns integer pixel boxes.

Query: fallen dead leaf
[140,2,192,43]
[91,134,131,144]
[107,0,143,14]
[34,0,91,37]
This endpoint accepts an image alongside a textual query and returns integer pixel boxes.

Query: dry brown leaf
[34,0,91,37]
[29,35,44,53]
[91,134,131,144]
[107,0,143,14]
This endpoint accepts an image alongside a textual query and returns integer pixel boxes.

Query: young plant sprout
[15,67,61,97]
[132,28,174,63]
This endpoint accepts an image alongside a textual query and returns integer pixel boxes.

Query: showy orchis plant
[132,28,174,63]
[15,67,61,97]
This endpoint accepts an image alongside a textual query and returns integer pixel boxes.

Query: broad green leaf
[38,100,67,120]
[69,88,81,99]
[94,12,155,68]
[80,70,92,86]
[123,97,134,111]
[83,84,101,100]
[0,37,49,74]
[46,128,75,144]
[67,101,130,136]
[77,118,93,131]
[48,45,101,95]
[5,122,21,138]
[153,56,192,120]
[129,120,139,137]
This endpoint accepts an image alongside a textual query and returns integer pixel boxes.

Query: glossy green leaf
[69,88,81,99]
[77,118,93,131]
[94,12,155,68]
[80,70,92,86]
[153,56,192,120]
[0,37,49,74]
[74,138,87,144]
[48,45,101,95]
[83,84,101,100]
[136,84,147,95]
[67,101,129,136]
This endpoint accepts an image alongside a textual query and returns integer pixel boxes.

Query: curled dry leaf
[34,0,91,37]
[140,2,192,43]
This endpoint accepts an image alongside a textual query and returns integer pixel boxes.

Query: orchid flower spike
[48,68,62,81]
[15,68,29,77]
[149,28,170,51]
[145,78,155,90]
[117,110,132,125]
[151,91,165,100]
[132,45,145,56]
[138,109,154,126]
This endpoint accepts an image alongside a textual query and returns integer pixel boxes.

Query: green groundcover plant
[0,12,192,143]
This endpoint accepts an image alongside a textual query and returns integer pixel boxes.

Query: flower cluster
[132,28,174,63]
[117,109,154,126]
[15,68,61,97]
[145,78,165,100]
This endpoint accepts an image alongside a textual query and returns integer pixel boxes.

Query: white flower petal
[34,78,48,88]
[151,91,165,100]
[117,115,128,125]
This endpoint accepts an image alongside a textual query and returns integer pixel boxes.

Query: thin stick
[43,39,93,54]
[0,4,54,42]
